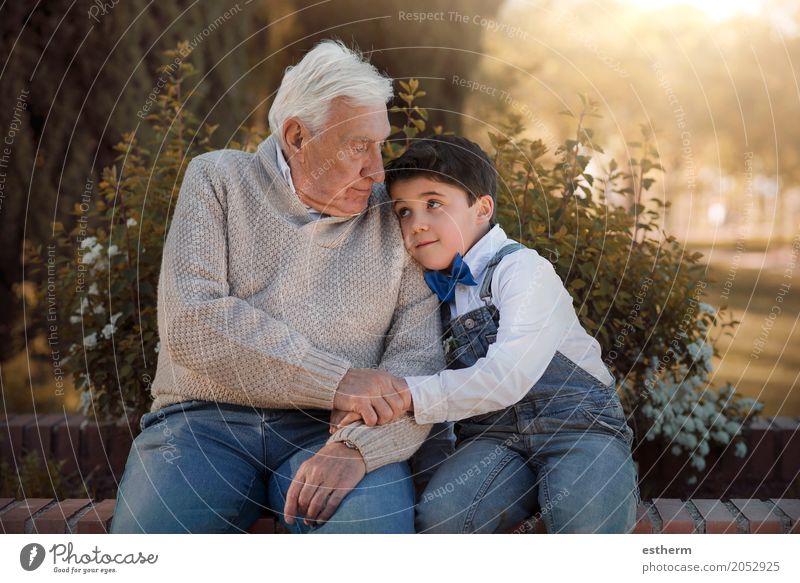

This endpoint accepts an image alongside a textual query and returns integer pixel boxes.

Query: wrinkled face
[390,176,492,272]
[292,99,391,216]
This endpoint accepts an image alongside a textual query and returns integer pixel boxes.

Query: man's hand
[283,442,367,527]
[329,409,363,434]
[333,368,411,426]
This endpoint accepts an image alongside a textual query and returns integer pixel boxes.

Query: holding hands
[330,368,413,433]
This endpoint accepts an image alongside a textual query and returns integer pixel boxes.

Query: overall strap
[479,242,526,305]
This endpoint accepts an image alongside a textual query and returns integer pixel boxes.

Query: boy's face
[390,176,494,271]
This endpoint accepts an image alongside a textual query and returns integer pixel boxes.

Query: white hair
[268,40,393,148]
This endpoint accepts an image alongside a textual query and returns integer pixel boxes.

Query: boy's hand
[329,409,363,434]
[333,368,411,426]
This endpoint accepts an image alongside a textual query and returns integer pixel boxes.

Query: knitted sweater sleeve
[158,158,351,410]
[328,255,445,472]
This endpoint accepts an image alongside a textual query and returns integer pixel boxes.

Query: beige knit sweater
[150,135,445,472]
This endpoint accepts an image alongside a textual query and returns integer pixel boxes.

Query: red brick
[653,498,695,533]
[54,416,85,475]
[717,441,747,482]
[772,417,800,483]
[660,451,687,483]
[0,414,18,461]
[108,424,134,478]
[0,498,54,533]
[631,439,662,480]
[4,414,37,463]
[80,421,113,475]
[248,516,277,534]
[690,499,739,534]
[23,413,64,466]
[31,499,93,534]
[730,499,784,533]
[744,417,777,481]
[76,499,116,534]
[770,498,800,534]
[632,502,654,533]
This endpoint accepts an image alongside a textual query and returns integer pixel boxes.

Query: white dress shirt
[275,142,326,221]
[405,225,614,425]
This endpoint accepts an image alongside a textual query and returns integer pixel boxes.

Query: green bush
[27,46,761,479]
[482,95,762,475]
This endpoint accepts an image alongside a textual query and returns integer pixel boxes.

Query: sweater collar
[256,135,375,248]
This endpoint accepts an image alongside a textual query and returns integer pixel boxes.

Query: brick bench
[2,497,798,534]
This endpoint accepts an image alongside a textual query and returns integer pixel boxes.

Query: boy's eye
[427,200,442,209]
[397,207,410,219]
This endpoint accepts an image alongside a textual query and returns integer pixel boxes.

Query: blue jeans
[416,353,640,534]
[110,400,415,533]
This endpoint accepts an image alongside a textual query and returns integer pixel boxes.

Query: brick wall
[1,413,798,500]
[1,497,798,534]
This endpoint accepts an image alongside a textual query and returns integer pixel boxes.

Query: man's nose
[362,148,385,183]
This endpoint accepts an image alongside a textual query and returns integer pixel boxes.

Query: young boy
[382,135,640,533]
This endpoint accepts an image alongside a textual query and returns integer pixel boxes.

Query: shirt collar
[461,224,511,281]
[275,141,326,220]
[275,141,297,194]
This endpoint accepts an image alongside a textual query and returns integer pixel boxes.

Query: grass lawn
[701,258,800,416]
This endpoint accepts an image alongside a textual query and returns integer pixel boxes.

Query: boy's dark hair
[384,135,497,211]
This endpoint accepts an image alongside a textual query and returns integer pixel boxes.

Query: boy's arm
[405,251,575,424]
[327,255,445,472]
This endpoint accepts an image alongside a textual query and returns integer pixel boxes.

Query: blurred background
[1,0,798,422]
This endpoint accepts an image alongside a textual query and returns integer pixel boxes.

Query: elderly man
[110,40,445,534]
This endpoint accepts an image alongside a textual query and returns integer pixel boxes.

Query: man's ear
[282,118,306,163]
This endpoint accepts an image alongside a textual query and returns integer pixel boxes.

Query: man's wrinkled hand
[333,369,410,426]
[329,409,363,434]
[283,442,366,527]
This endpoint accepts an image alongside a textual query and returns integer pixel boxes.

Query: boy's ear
[476,194,494,223]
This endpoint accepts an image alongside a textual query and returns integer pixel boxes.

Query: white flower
[154,341,160,354]
[690,454,706,471]
[82,250,97,266]
[100,312,124,339]
[108,244,119,257]
[698,302,716,316]
[670,444,682,456]
[93,304,105,315]
[82,243,104,266]
[126,217,137,227]
[79,388,92,415]
[734,441,747,458]
[70,315,81,324]
[83,332,98,349]
[101,323,115,339]
[88,283,98,295]
[724,420,741,436]
[80,236,97,250]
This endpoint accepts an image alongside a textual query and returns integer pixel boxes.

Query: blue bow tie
[424,253,478,302]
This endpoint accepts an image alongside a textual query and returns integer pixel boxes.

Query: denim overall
[416,243,640,533]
